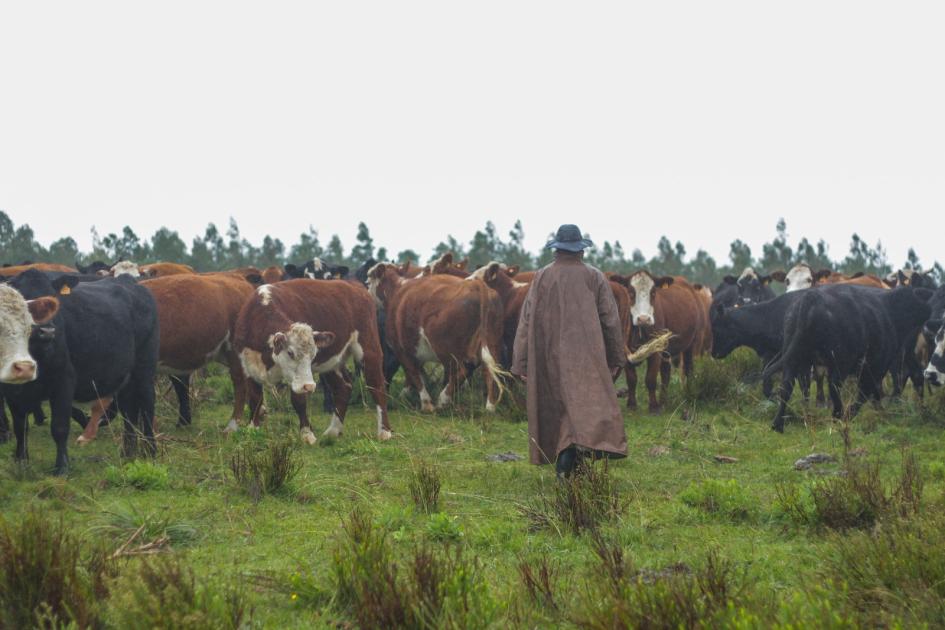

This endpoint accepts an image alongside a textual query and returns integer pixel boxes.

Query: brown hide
[233,279,390,433]
[372,264,504,411]
[261,266,285,284]
[141,273,256,424]
[0,263,76,276]
[140,262,195,278]
[820,272,887,289]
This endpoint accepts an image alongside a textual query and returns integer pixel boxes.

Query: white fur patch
[437,388,451,408]
[224,419,240,433]
[416,327,437,363]
[324,413,344,437]
[256,285,273,305]
[376,405,392,440]
[738,267,757,283]
[111,260,140,277]
[300,426,317,445]
[313,331,358,374]
[629,272,656,326]
[784,264,814,292]
[240,348,273,384]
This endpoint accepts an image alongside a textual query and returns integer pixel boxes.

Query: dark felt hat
[544,224,594,252]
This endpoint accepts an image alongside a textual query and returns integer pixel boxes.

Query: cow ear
[271,332,288,353]
[455,257,468,270]
[723,275,737,285]
[814,269,833,281]
[882,277,897,288]
[693,283,703,291]
[335,266,349,278]
[483,262,500,284]
[52,276,80,295]
[398,261,410,274]
[770,271,786,283]
[925,319,943,337]
[313,331,335,348]
[370,263,388,279]
[245,273,264,287]
[27,297,60,325]
[506,265,520,277]
[656,276,674,288]
[284,264,298,277]
[760,275,772,286]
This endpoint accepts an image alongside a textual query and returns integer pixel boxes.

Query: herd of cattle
[0,254,943,475]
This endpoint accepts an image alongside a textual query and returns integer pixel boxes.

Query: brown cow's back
[0,263,76,276]
[140,262,195,278]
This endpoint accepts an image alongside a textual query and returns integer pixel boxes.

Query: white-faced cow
[233,279,392,445]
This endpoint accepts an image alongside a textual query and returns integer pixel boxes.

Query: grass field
[3,350,945,628]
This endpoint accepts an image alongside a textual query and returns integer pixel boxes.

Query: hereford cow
[139,262,196,278]
[368,263,506,412]
[0,270,159,473]
[610,271,708,412]
[772,264,886,292]
[233,279,392,444]
[469,262,532,368]
[764,285,930,432]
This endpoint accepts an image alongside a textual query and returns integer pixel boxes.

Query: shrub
[425,513,463,543]
[228,432,301,501]
[518,556,560,612]
[0,510,113,628]
[678,478,756,522]
[577,536,753,630]
[521,458,624,535]
[104,460,170,490]
[776,452,924,531]
[822,512,945,626]
[89,503,199,550]
[107,555,254,629]
[679,356,741,405]
[408,458,441,514]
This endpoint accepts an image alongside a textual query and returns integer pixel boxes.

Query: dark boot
[556,446,578,479]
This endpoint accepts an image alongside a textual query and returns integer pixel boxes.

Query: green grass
[2,360,945,627]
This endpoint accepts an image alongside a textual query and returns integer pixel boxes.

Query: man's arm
[597,274,626,371]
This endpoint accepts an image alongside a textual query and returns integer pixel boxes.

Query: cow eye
[287,350,296,360]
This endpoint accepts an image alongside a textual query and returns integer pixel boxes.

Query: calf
[233,279,392,444]
[764,285,930,432]
[610,271,707,411]
[368,263,506,412]
[0,270,159,473]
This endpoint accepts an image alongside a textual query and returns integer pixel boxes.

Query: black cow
[763,285,931,432]
[922,286,945,386]
[284,257,350,280]
[0,270,160,474]
[712,267,776,308]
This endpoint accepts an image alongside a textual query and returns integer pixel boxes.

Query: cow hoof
[485,402,496,413]
[421,402,435,414]
[648,405,661,414]
[300,428,318,445]
[223,419,240,433]
[771,422,785,433]
[378,429,393,441]
[76,436,92,446]
[323,425,342,439]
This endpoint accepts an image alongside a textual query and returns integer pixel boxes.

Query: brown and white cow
[468,262,531,368]
[233,279,392,444]
[368,262,506,412]
[610,271,708,412]
[773,264,886,292]
[139,262,196,278]
[73,272,261,444]
[0,263,76,278]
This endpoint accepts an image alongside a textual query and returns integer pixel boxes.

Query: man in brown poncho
[511,224,628,478]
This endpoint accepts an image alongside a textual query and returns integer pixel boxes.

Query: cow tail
[762,290,818,382]
[475,279,512,404]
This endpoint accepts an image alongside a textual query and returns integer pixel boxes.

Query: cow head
[110,260,141,278]
[366,262,403,307]
[924,319,945,386]
[627,271,673,327]
[267,323,336,394]
[733,267,773,305]
[709,301,739,359]
[0,284,59,384]
[773,264,831,292]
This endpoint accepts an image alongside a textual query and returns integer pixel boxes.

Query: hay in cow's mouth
[627,329,674,365]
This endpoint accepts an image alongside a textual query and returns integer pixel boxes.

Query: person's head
[545,224,593,255]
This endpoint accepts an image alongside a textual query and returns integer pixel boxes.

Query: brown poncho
[511,254,628,465]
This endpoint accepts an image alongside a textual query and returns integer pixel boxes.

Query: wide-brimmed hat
[544,224,594,252]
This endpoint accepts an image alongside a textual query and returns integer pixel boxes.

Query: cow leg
[135,371,157,458]
[645,355,661,413]
[436,357,463,410]
[9,399,29,462]
[70,407,89,428]
[290,391,318,445]
[32,401,46,426]
[828,373,844,419]
[798,369,811,404]
[320,374,335,414]
[761,372,775,400]
[772,369,796,433]
[245,379,265,428]
[224,351,249,432]
[361,345,393,440]
[321,370,353,440]
[402,356,433,413]
[49,385,74,474]
[814,367,826,407]
[0,395,8,443]
[76,396,115,446]
[625,363,638,410]
[681,349,694,382]
[170,374,192,427]
[659,358,672,409]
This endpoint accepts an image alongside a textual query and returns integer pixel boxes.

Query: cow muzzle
[634,314,654,327]
[4,360,37,384]
[925,367,943,386]
[298,382,316,394]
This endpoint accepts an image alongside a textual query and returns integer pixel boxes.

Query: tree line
[1,211,940,288]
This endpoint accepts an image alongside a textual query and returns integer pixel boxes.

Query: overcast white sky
[1,1,942,266]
